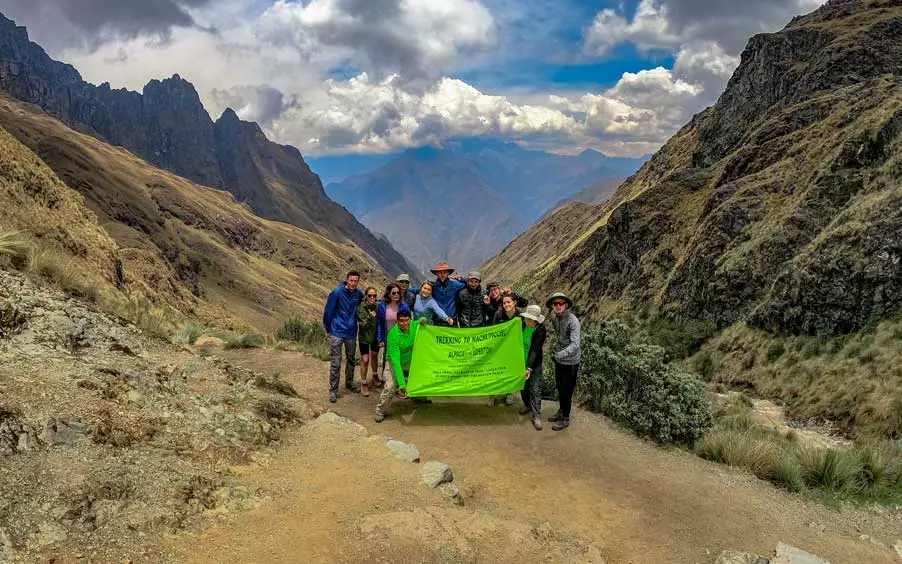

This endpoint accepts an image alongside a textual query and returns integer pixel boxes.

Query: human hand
[379,342,385,348]
[502,287,512,294]
[524,370,531,381]
[446,318,454,326]
[419,318,427,325]
[369,310,376,317]
[483,295,490,305]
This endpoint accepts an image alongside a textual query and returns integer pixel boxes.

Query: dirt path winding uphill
[168,348,902,564]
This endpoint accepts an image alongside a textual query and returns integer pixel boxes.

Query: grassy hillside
[0,95,383,332]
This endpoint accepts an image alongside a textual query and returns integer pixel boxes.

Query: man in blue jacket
[430,261,464,324]
[322,270,365,403]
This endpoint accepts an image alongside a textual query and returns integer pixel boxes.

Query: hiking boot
[548,410,563,423]
[329,391,338,403]
[374,412,386,423]
[552,417,570,431]
[532,417,543,431]
[504,394,514,406]
[346,381,360,393]
[518,406,532,416]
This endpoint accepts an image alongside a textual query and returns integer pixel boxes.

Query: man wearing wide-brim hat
[545,292,581,431]
[429,261,464,324]
[519,305,547,430]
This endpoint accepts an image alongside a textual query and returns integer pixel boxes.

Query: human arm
[429,297,450,323]
[376,302,386,344]
[526,325,546,371]
[322,289,337,334]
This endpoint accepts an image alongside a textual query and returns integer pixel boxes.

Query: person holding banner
[322,271,364,403]
[547,292,582,431]
[414,281,455,326]
[488,294,522,406]
[375,309,420,423]
[520,305,547,430]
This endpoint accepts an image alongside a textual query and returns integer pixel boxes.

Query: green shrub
[694,350,715,380]
[799,448,856,491]
[765,341,786,363]
[540,352,559,400]
[172,322,206,345]
[579,320,712,445]
[644,317,718,360]
[772,452,805,492]
[694,428,780,480]
[223,332,265,350]
[275,317,330,359]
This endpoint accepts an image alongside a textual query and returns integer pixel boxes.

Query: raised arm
[322,289,337,333]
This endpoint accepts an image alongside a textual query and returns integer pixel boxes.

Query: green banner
[406,319,525,397]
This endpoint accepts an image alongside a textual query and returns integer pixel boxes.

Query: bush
[579,319,713,445]
[172,322,206,345]
[644,317,718,360]
[275,316,330,360]
[765,340,786,363]
[223,332,264,349]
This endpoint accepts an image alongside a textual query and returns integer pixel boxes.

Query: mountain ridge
[0,12,421,280]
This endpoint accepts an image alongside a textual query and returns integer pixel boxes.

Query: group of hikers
[321,261,582,431]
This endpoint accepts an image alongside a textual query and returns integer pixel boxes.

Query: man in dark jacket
[519,305,547,430]
[485,281,527,314]
[322,271,365,403]
[455,271,492,328]
[396,273,417,310]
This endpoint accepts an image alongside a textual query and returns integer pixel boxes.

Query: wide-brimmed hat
[467,270,481,281]
[430,261,455,274]
[395,273,410,282]
[546,292,573,309]
[521,304,545,324]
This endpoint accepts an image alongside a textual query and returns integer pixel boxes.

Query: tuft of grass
[765,340,786,363]
[798,448,857,491]
[275,316,331,360]
[772,452,805,492]
[223,332,264,350]
[695,428,780,480]
[172,322,206,345]
[0,230,30,264]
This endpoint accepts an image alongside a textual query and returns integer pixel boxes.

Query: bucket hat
[521,304,546,324]
[430,261,455,275]
[396,273,410,282]
[545,292,573,309]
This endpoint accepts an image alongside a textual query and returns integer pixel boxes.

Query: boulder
[386,440,420,463]
[315,412,367,435]
[421,461,453,489]
[716,551,770,564]
[893,540,901,561]
[39,418,91,446]
[771,543,830,564]
[438,482,463,506]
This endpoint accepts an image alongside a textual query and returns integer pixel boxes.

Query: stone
[715,551,771,564]
[0,527,14,564]
[421,461,453,489]
[386,440,420,463]
[126,390,145,405]
[26,522,67,550]
[39,418,90,446]
[16,431,37,452]
[893,540,901,561]
[771,543,830,564]
[315,412,367,435]
[438,482,463,506]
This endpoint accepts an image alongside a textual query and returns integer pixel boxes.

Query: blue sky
[1,0,824,156]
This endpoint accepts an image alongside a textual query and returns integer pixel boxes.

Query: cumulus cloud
[209,84,300,126]
[0,0,214,51]
[256,0,497,78]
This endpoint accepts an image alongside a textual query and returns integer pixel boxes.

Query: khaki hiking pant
[376,364,399,416]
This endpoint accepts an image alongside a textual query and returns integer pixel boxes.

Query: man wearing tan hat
[430,261,464,324]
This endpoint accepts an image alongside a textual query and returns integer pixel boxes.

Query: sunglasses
[390,291,400,296]
[366,294,377,298]
[551,301,567,306]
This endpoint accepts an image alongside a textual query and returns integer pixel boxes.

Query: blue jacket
[377,300,411,344]
[432,278,465,319]
[322,284,364,339]
[413,294,449,325]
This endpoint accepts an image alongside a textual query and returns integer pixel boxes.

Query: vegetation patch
[223,332,265,350]
[275,317,330,360]
[579,319,712,445]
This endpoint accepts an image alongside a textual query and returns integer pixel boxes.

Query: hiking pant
[554,361,579,418]
[521,365,542,418]
[376,364,402,416]
[329,336,357,393]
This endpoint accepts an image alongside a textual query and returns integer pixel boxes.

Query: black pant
[554,362,579,418]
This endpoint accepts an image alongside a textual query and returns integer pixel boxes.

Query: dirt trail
[168,349,902,564]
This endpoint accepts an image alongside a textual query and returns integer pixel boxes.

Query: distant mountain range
[0,12,420,280]
[326,138,646,272]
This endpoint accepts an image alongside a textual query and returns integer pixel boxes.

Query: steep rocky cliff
[489,0,902,337]
[0,12,419,279]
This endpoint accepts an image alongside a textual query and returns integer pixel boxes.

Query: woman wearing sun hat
[519,304,547,430]
[546,292,581,431]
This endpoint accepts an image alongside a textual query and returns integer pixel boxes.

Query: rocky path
[166,348,902,564]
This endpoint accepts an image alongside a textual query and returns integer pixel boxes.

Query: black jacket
[492,307,521,326]
[524,321,547,371]
[488,292,527,315]
[456,286,492,328]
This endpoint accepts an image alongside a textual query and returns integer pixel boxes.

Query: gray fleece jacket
[551,311,581,365]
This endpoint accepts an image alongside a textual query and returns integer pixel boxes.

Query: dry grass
[0,230,29,262]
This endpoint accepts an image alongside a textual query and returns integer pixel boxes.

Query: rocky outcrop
[494,0,902,336]
[0,12,419,279]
